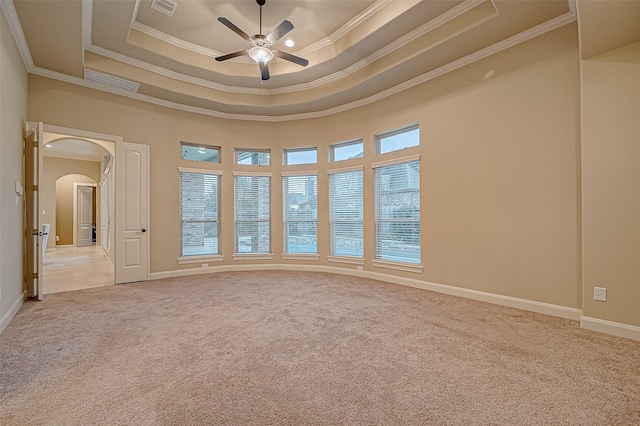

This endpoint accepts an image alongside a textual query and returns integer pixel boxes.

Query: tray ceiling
[4,0,576,120]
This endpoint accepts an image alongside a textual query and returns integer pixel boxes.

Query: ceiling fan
[215,0,309,81]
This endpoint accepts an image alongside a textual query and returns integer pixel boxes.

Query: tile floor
[43,245,114,294]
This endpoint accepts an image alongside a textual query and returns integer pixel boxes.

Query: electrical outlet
[202,263,209,268]
[594,287,607,302]
[357,266,363,271]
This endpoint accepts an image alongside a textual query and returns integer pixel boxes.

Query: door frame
[73,182,97,247]
[29,123,150,296]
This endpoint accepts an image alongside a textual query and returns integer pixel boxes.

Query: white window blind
[374,160,420,264]
[283,174,318,254]
[329,170,363,257]
[180,172,221,256]
[235,175,271,254]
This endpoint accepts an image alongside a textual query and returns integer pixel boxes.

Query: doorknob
[141,228,147,233]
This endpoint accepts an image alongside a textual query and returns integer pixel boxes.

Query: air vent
[84,69,140,93]
[151,0,177,17]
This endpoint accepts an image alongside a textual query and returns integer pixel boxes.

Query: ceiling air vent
[84,69,140,93]
[150,0,177,17]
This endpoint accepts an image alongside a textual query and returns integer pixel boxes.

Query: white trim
[42,124,123,143]
[580,316,640,342]
[281,170,318,177]
[232,254,274,261]
[372,259,423,274]
[281,254,320,261]
[178,167,223,175]
[371,154,421,169]
[0,0,35,69]
[327,256,365,266]
[177,255,224,265]
[232,171,273,177]
[0,294,24,335]
[148,264,582,322]
[327,165,364,175]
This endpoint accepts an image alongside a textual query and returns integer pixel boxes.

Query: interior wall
[54,173,98,246]
[0,6,28,331]
[581,41,640,328]
[42,157,101,248]
[27,25,581,311]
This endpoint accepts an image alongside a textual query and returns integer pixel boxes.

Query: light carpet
[1,271,639,425]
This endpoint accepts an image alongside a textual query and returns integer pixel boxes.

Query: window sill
[282,254,320,261]
[233,253,274,261]
[327,256,365,266]
[372,259,422,274]
[177,255,223,265]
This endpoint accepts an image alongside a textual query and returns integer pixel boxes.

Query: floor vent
[150,0,178,17]
[84,69,140,93]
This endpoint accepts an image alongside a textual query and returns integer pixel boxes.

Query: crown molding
[1,0,35,70]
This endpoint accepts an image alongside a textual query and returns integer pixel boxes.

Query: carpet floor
[1,271,639,425]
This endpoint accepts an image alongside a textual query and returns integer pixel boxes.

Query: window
[330,139,363,162]
[179,171,221,257]
[236,149,270,165]
[283,174,318,254]
[374,158,420,264]
[329,168,363,257]
[284,147,317,165]
[234,174,271,254]
[376,125,419,154]
[181,142,220,163]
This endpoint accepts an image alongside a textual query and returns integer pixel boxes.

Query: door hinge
[33,272,39,279]
[33,185,38,191]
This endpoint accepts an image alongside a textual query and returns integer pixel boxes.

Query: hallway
[43,246,114,294]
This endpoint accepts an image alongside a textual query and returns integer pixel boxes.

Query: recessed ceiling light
[45,144,52,148]
[284,39,295,48]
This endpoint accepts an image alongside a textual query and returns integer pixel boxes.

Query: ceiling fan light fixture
[249,46,274,65]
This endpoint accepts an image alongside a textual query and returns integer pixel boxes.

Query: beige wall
[0,6,28,330]
[42,157,101,248]
[581,41,640,328]
[28,26,582,311]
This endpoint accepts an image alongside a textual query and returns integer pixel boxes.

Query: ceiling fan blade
[259,62,270,81]
[218,17,251,42]
[266,20,294,43]
[215,50,248,62]
[274,50,309,67]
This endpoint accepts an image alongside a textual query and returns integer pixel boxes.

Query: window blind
[329,170,363,257]
[180,172,220,256]
[374,160,420,264]
[234,175,271,254]
[283,174,318,254]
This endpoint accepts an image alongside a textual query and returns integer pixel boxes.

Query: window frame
[282,172,319,257]
[235,148,271,166]
[374,123,420,155]
[329,139,364,162]
[328,166,364,260]
[233,172,273,258]
[283,147,318,166]
[178,168,223,264]
[372,155,422,272]
[181,142,221,163]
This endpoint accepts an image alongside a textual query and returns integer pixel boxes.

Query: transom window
[181,142,220,163]
[236,149,270,166]
[375,124,420,154]
[283,147,317,165]
[330,139,363,162]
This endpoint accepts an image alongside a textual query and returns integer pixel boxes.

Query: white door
[77,185,94,247]
[24,122,44,300]
[115,141,149,283]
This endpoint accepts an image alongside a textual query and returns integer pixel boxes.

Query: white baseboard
[150,263,581,321]
[0,294,24,335]
[581,316,640,341]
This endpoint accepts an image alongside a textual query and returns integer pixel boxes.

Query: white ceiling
[5,0,579,120]
[42,137,107,163]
